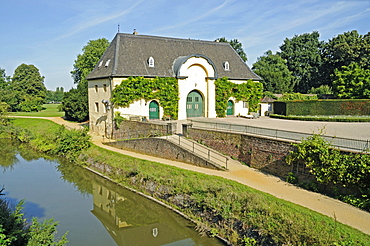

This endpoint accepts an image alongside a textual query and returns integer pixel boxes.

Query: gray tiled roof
[87,33,261,81]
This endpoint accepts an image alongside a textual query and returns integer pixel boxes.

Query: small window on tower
[148,57,155,67]
[105,59,111,67]
[103,84,107,92]
[95,85,98,92]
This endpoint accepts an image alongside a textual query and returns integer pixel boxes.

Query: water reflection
[0,139,224,245]
[90,176,224,246]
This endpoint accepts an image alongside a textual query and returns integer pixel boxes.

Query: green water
[0,140,224,246]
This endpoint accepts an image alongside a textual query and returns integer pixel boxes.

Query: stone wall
[112,120,176,139]
[188,128,298,178]
[106,138,224,170]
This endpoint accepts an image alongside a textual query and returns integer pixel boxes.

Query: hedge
[274,99,370,116]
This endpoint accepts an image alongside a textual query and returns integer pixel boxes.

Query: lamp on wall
[102,99,111,110]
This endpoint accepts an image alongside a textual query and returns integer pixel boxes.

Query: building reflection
[90,179,223,246]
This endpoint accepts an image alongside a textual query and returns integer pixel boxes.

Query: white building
[87,32,261,136]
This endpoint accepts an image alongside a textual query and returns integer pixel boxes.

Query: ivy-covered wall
[215,77,263,117]
[111,76,263,119]
[111,77,179,119]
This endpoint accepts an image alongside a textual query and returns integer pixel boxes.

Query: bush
[273,99,370,116]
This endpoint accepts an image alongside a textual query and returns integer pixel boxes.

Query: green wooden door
[149,101,159,119]
[227,100,234,116]
[186,91,203,118]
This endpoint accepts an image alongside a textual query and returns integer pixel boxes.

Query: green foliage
[321,30,370,87]
[270,114,370,122]
[217,37,248,62]
[279,93,318,101]
[0,102,9,125]
[63,38,109,122]
[286,134,370,210]
[0,198,28,245]
[111,76,179,119]
[333,62,370,99]
[46,87,64,103]
[113,111,126,128]
[214,77,263,117]
[252,50,295,93]
[27,218,68,246]
[279,31,323,93]
[3,64,47,112]
[52,126,91,161]
[274,99,370,116]
[0,193,68,246]
[308,85,333,98]
[62,88,89,122]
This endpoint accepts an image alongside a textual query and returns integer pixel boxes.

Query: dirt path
[23,117,370,235]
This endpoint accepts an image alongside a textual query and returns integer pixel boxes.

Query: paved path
[20,116,370,235]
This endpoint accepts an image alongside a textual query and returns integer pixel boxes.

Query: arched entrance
[149,101,159,119]
[186,90,204,118]
[227,100,234,116]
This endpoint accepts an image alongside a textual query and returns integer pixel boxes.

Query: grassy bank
[3,118,370,245]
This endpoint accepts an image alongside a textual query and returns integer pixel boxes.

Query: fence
[164,135,229,169]
[189,119,369,153]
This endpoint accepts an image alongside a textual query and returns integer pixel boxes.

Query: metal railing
[190,119,370,153]
[165,135,229,169]
[113,129,169,140]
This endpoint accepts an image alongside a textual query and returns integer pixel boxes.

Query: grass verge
[3,118,370,245]
[9,104,64,117]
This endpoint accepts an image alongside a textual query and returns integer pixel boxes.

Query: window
[94,85,98,92]
[105,59,111,67]
[243,101,249,108]
[98,60,103,68]
[103,84,107,92]
[95,102,99,112]
[148,57,155,67]
[187,97,192,102]
[223,61,230,71]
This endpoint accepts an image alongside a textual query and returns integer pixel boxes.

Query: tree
[332,62,370,99]
[321,30,370,87]
[63,38,109,122]
[252,50,295,93]
[217,37,248,62]
[0,68,10,90]
[46,87,64,103]
[278,31,323,93]
[8,64,46,112]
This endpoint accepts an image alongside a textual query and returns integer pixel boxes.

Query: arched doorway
[227,100,234,116]
[149,101,159,119]
[186,90,204,118]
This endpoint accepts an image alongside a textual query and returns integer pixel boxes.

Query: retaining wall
[188,128,299,177]
[106,138,223,170]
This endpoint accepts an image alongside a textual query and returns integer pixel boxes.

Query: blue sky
[1,0,369,91]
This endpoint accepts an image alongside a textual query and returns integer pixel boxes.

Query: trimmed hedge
[270,114,370,122]
[274,99,370,116]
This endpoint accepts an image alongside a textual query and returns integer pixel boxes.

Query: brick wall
[112,120,176,139]
[188,128,296,177]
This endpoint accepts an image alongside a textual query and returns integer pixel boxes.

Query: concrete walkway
[33,117,370,235]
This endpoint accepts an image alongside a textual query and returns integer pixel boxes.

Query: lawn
[9,104,64,117]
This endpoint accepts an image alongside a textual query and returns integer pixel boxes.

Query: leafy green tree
[0,67,10,90]
[46,87,64,103]
[8,64,46,112]
[63,38,109,122]
[279,31,323,93]
[217,37,248,62]
[321,30,370,87]
[252,50,295,93]
[332,62,370,99]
